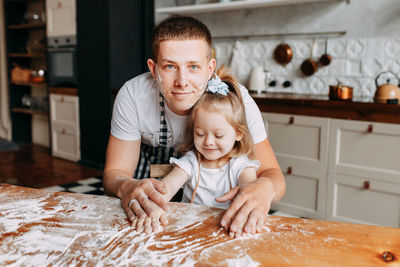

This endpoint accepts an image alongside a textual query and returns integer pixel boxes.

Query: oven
[47,36,78,86]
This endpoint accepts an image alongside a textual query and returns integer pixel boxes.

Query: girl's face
[193,106,242,167]
[147,39,216,116]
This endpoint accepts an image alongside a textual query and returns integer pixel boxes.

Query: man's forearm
[103,169,135,198]
[257,168,286,203]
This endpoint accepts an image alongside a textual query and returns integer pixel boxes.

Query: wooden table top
[0,184,399,266]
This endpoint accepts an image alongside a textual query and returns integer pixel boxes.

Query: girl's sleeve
[232,156,260,181]
[169,151,197,177]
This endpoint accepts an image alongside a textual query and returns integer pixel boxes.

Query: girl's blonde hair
[180,66,255,162]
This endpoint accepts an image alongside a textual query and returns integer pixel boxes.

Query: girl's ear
[235,133,243,142]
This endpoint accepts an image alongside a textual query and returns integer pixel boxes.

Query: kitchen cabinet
[156,0,344,15]
[46,0,76,37]
[263,113,329,219]
[49,93,80,161]
[263,113,400,227]
[326,119,400,227]
[4,0,49,145]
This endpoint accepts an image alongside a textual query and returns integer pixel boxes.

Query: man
[103,16,285,237]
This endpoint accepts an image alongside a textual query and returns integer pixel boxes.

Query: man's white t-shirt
[111,72,267,150]
[170,151,260,209]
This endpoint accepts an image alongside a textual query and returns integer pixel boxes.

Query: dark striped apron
[134,92,179,179]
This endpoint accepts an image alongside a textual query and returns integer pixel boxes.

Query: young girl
[132,69,259,238]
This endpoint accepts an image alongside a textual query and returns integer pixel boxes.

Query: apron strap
[134,92,177,179]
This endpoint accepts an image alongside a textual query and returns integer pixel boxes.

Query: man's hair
[179,66,255,165]
[151,16,212,61]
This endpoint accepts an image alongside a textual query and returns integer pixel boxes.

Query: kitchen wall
[155,0,400,97]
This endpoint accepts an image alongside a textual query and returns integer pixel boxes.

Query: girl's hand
[131,200,168,233]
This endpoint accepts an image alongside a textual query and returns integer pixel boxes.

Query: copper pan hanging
[274,43,293,66]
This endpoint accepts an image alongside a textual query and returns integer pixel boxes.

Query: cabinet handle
[363,181,370,190]
[60,96,64,102]
[287,166,292,175]
[367,124,373,133]
[289,116,295,124]
[61,129,66,135]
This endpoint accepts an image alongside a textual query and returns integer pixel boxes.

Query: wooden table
[0,184,399,266]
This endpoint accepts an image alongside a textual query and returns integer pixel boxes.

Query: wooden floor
[0,144,103,188]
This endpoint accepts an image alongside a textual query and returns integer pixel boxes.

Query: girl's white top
[170,151,260,209]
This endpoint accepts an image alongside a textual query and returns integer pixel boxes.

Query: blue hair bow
[206,74,229,96]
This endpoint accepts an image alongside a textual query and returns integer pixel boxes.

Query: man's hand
[120,178,170,225]
[215,177,275,238]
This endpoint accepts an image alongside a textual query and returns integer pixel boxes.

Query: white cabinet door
[329,119,400,184]
[263,113,329,219]
[51,123,80,161]
[327,173,400,228]
[46,0,76,37]
[50,94,79,128]
[50,93,80,161]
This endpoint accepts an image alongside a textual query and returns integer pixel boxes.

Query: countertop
[251,92,400,124]
[1,184,399,266]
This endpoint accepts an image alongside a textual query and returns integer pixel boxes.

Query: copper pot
[329,84,353,101]
[273,43,293,66]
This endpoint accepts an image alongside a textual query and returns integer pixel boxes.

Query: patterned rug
[43,177,105,195]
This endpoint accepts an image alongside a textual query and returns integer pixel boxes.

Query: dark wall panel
[77,0,154,169]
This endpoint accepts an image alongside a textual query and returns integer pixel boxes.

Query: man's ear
[147,59,156,78]
[208,58,216,78]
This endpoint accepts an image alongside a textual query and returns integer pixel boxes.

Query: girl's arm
[160,165,190,201]
[238,166,258,185]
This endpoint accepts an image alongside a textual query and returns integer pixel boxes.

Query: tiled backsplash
[213,37,400,97]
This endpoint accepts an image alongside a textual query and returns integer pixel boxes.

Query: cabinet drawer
[327,173,400,227]
[262,113,329,177]
[271,171,326,219]
[50,94,79,126]
[329,119,400,182]
[51,123,80,161]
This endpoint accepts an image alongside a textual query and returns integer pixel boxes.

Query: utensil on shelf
[374,71,400,104]
[329,83,353,101]
[273,43,293,66]
[319,39,332,67]
[300,40,318,76]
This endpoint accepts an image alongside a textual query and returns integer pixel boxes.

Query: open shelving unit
[156,0,345,14]
[4,0,49,145]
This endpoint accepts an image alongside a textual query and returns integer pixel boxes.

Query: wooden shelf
[156,0,343,14]
[11,81,47,87]
[8,53,46,58]
[5,0,43,2]
[8,22,45,30]
[12,107,48,116]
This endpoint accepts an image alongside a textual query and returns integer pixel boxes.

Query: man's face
[148,39,216,116]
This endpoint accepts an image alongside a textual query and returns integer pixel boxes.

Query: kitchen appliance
[248,66,268,94]
[374,71,400,104]
[329,83,353,101]
[47,36,78,86]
